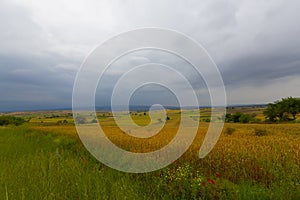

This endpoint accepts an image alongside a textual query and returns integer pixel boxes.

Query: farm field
[0,109,300,199]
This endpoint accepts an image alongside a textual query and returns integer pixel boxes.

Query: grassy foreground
[0,111,300,199]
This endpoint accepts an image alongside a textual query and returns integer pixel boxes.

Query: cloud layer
[0,0,300,111]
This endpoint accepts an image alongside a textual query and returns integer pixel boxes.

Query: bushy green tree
[263,103,279,122]
[224,114,233,122]
[281,97,300,120]
[264,97,300,122]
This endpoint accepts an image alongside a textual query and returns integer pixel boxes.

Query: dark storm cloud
[205,0,300,102]
[0,53,79,111]
[0,0,83,111]
[221,50,300,87]
[0,0,300,111]
[0,54,78,112]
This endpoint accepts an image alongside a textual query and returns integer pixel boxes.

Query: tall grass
[1,117,300,199]
[0,126,147,199]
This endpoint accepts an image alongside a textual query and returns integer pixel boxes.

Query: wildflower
[202,182,206,187]
[207,178,215,185]
[216,173,221,178]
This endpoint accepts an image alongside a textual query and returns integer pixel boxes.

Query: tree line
[0,115,25,126]
[224,97,300,123]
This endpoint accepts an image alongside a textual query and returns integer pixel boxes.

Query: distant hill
[95,105,181,111]
[0,104,267,113]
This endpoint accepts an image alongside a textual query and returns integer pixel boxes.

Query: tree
[224,114,233,122]
[264,97,300,122]
[263,103,279,122]
[281,97,300,120]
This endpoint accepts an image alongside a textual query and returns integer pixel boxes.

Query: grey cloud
[0,0,300,111]
[221,50,300,87]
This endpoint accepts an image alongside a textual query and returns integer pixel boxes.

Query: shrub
[239,114,253,123]
[232,113,243,123]
[254,128,267,136]
[74,115,87,124]
[225,113,258,123]
[205,118,211,122]
[0,115,25,126]
[225,127,236,135]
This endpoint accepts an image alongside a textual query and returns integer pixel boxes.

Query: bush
[254,128,267,136]
[225,113,257,123]
[232,113,243,123]
[0,115,25,126]
[201,118,211,122]
[239,114,253,123]
[225,127,236,135]
[74,115,87,124]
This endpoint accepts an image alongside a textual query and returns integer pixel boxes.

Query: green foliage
[239,114,252,123]
[264,97,300,122]
[202,118,211,122]
[157,163,237,199]
[225,113,255,123]
[0,115,25,126]
[232,112,243,123]
[225,114,233,122]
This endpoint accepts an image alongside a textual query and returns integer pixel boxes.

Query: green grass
[0,120,300,199]
[0,126,147,199]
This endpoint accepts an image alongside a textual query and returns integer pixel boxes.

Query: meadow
[0,109,299,199]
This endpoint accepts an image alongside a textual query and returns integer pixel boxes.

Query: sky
[0,0,300,111]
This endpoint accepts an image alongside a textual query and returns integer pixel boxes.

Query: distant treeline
[0,116,25,126]
[224,97,300,123]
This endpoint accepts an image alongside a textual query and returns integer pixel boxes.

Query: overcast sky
[0,0,300,111]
